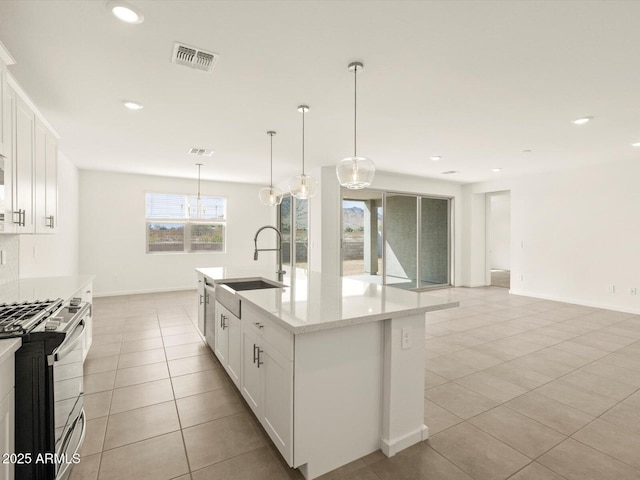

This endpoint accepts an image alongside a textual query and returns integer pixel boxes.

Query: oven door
[51,317,86,475]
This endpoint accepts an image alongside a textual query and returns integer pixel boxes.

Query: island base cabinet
[240,328,261,414]
[214,301,241,388]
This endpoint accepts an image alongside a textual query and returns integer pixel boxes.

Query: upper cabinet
[0,42,59,235]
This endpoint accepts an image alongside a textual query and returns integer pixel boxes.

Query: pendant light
[289,105,318,199]
[336,61,375,189]
[259,131,283,206]
[191,163,206,218]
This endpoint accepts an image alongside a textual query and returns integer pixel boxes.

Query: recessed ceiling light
[429,156,442,161]
[522,149,532,153]
[107,1,144,24]
[492,168,502,173]
[442,170,458,175]
[122,100,143,110]
[632,142,640,148]
[572,116,593,125]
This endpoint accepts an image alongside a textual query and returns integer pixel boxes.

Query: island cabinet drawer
[243,304,293,361]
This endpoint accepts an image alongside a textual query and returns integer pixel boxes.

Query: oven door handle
[55,408,86,480]
[49,320,85,365]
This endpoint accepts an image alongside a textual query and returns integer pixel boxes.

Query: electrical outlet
[608,284,616,294]
[113,275,118,281]
[520,274,524,281]
[0,250,5,265]
[631,288,637,296]
[401,327,412,350]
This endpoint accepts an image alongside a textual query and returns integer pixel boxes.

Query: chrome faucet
[253,225,286,282]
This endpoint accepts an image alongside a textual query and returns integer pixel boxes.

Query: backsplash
[0,235,19,285]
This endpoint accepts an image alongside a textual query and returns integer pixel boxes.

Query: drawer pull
[256,347,264,368]
[220,314,227,329]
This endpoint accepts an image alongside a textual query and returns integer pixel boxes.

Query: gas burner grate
[0,299,63,338]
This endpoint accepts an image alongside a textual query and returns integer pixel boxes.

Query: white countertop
[0,338,20,365]
[196,267,459,334]
[0,275,95,304]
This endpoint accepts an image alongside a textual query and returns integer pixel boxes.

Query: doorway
[486,192,511,288]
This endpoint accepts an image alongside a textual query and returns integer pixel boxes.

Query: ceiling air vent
[172,42,218,73]
[189,148,215,157]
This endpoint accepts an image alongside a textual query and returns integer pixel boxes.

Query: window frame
[145,192,227,255]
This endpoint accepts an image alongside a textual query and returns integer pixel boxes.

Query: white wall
[309,168,463,285]
[79,170,275,296]
[19,152,79,277]
[488,192,511,271]
[464,159,640,313]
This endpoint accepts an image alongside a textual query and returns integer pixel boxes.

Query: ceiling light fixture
[492,168,502,173]
[572,116,593,125]
[107,1,144,24]
[122,100,143,110]
[336,61,375,189]
[522,149,532,153]
[259,131,283,207]
[289,105,318,199]
[632,142,640,148]
[429,156,442,161]
[190,163,205,219]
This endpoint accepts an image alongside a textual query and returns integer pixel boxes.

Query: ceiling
[1,1,639,185]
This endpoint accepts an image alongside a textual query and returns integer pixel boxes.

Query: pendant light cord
[302,109,306,175]
[354,64,357,157]
[269,133,274,187]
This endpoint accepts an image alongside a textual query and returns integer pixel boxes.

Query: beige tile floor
[70,286,640,480]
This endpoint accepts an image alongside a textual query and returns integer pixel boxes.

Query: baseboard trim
[509,289,640,315]
[94,285,196,298]
[381,425,429,457]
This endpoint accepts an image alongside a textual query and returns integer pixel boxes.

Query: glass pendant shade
[289,173,318,200]
[289,105,318,199]
[336,155,375,189]
[258,186,283,206]
[337,61,375,189]
[259,130,283,206]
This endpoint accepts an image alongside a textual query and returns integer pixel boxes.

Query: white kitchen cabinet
[0,84,15,234]
[214,301,241,387]
[34,118,57,233]
[13,94,34,234]
[214,301,229,365]
[0,341,17,480]
[204,286,215,351]
[197,274,206,336]
[240,304,294,464]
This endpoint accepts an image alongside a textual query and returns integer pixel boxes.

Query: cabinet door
[44,131,57,232]
[0,391,15,480]
[0,85,15,234]
[34,120,57,234]
[14,96,34,233]
[262,344,293,464]
[0,63,6,158]
[204,295,216,352]
[197,277,205,336]
[226,313,241,387]
[240,327,261,415]
[214,303,229,364]
[33,119,47,233]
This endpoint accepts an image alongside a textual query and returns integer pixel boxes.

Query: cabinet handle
[220,314,227,329]
[199,294,204,305]
[46,215,55,228]
[253,343,258,364]
[13,209,25,227]
[254,322,264,329]
[206,292,210,304]
[256,347,264,368]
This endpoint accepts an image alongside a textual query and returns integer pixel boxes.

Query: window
[145,193,226,253]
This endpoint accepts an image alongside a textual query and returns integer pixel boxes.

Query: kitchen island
[196,267,458,479]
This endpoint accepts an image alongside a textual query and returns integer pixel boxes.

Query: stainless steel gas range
[0,298,90,480]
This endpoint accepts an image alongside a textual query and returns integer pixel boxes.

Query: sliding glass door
[342,188,451,290]
[278,195,308,271]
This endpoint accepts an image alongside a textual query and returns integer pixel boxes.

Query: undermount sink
[220,280,281,291]
[216,279,283,318]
